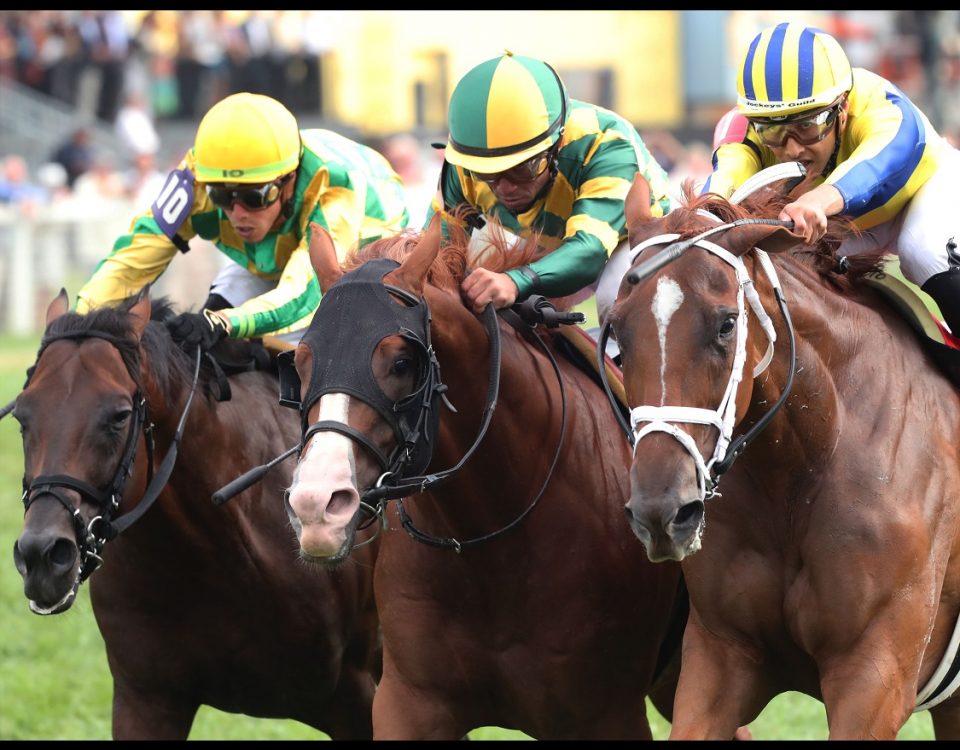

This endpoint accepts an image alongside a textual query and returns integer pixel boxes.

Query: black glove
[166,309,229,351]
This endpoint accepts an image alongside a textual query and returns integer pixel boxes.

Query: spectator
[76,10,129,124]
[124,150,167,206]
[73,154,127,201]
[49,127,95,189]
[0,155,49,217]
[114,90,160,158]
[380,133,437,229]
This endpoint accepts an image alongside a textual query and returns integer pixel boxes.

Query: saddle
[552,325,629,416]
[862,257,960,389]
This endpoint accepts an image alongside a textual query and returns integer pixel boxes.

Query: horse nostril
[48,538,77,569]
[624,505,635,524]
[674,501,704,528]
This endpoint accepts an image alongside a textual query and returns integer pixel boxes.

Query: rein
[609,217,797,500]
[392,299,578,552]
[19,330,202,583]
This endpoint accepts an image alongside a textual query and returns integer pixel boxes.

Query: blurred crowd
[0,10,329,124]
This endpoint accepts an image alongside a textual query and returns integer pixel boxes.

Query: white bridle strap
[628,236,782,502]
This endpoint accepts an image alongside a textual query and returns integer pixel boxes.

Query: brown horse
[275,217,688,739]
[10,291,380,740]
[607,175,960,739]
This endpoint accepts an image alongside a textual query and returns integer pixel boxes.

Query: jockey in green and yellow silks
[428,52,672,323]
[77,92,409,346]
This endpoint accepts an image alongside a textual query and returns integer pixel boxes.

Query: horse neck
[140,351,290,495]
[424,287,623,509]
[743,254,884,475]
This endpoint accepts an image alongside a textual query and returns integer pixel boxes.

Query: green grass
[0,326,936,740]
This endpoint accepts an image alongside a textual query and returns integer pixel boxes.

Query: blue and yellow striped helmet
[445,52,568,174]
[737,23,852,119]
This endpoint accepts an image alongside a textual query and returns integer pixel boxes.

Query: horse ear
[385,213,441,296]
[725,224,804,257]
[625,173,653,246]
[127,288,152,339]
[308,222,342,294]
[45,288,70,326]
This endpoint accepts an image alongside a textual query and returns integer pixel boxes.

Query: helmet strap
[822,116,843,177]
[281,170,297,218]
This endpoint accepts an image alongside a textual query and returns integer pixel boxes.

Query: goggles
[749,103,842,148]
[469,149,553,186]
[206,173,292,211]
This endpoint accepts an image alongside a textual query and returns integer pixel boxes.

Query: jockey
[703,22,960,334]
[76,92,409,348]
[429,51,672,323]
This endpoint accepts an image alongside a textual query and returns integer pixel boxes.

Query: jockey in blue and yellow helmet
[703,22,960,336]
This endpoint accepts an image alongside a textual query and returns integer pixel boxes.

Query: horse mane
[35,297,194,398]
[345,205,546,293]
[677,180,881,292]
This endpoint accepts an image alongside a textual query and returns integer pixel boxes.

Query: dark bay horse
[278,218,687,739]
[10,291,380,740]
[607,175,960,739]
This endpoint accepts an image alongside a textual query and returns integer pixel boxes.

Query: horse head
[609,183,807,562]
[13,289,153,614]
[285,220,444,563]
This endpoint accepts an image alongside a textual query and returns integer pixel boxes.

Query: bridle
[598,216,797,501]
[217,260,578,553]
[17,330,202,583]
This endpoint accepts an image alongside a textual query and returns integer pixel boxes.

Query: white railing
[0,198,224,335]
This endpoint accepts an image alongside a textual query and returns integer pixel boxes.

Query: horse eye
[390,358,415,378]
[110,409,132,427]
[718,315,737,339]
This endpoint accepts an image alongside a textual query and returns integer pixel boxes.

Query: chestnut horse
[10,291,380,739]
[606,175,960,739]
[277,218,688,739]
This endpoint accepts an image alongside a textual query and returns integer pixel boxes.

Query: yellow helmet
[193,93,301,184]
[444,52,568,174]
[737,23,852,119]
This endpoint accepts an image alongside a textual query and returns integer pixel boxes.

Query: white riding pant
[837,145,960,287]
[209,262,306,344]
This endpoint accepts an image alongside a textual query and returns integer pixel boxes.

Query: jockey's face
[470,148,555,214]
[223,193,284,244]
[210,172,295,243]
[763,99,847,178]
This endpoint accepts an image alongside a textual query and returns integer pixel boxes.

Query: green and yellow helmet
[193,93,301,184]
[445,52,568,174]
[737,23,852,119]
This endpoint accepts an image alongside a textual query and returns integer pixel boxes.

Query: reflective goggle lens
[751,106,840,148]
[470,153,551,185]
[206,180,283,210]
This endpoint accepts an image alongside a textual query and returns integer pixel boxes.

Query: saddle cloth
[862,257,960,389]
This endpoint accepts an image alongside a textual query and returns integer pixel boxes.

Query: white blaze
[291,393,355,492]
[652,276,684,405]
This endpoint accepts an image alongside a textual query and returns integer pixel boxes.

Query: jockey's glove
[166,309,230,351]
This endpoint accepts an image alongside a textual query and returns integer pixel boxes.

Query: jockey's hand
[166,309,230,351]
[461,268,518,315]
[778,183,844,244]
